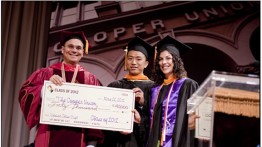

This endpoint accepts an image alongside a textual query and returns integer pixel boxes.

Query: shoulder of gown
[180,78,199,93]
[18,66,53,129]
[107,79,127,88]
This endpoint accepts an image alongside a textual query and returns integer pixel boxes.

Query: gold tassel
[124,46,128,71]
[153,46,157,71]
[85,39,89,54]
[160,137,164,146]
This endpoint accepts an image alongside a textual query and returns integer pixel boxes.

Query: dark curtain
[1,1,51,147]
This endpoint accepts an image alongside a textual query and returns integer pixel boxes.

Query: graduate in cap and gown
[147,35,199,147]
[100,36,155,147]
[18,31,104,147]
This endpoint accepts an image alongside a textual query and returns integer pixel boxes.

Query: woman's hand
[133,87,144,105]
[49,74,65,86]
[188,112,200,130]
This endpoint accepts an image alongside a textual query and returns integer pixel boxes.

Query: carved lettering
[230,2,244,11]
[151,19,164,30]
[133,23,146,34]
[203,7,218,18]
[50,2,258,51]
[185,11,199,22]
[219,5,228,14]
[114,27,126,39]
[94,31,107,43]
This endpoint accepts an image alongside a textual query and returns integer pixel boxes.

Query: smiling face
[61,38,84,65]
[158,50,174,79]
[126,50,149,76]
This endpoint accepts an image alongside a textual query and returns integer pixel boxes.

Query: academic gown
[18,62,104,147]
[100,78,154,147]
[147,78,199,147]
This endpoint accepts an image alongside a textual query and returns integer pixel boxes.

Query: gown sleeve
[139,81,154,143]
[84,71,102,86]
[173,78,199,147]
[18,68,52,129]
[107,80,122,88]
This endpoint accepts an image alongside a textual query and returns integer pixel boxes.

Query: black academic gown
[147,78,199,147]
[100,78,154,147]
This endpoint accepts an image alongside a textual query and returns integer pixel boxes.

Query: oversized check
[40,80,135,132]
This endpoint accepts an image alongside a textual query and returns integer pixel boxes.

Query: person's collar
[62,62,79,71]
[51,62,84,71]
[163,75,176,85]
[124,73,149,81]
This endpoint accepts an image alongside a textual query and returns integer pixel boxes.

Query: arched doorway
[182,44,237,85]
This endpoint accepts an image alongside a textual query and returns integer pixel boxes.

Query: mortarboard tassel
[153,46,157,71]
[124,46,128,71]
[85,39,89,54]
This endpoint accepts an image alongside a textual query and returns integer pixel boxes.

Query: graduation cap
[123,36,155,77]
[124,36,152,58]
[60,31,89,54]
[154,35,192,57]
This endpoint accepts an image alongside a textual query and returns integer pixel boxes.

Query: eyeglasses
[65,44,83,50]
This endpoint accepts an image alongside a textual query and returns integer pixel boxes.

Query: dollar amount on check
[40,81,135,132]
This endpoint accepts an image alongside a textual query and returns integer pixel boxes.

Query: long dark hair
[153,47,187,85]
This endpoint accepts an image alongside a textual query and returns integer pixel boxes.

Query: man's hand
[119,109,141,135]
[49,74,65,86]
[132,109,141,124]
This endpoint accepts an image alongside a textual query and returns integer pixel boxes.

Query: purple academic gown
[148,78,199,147]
